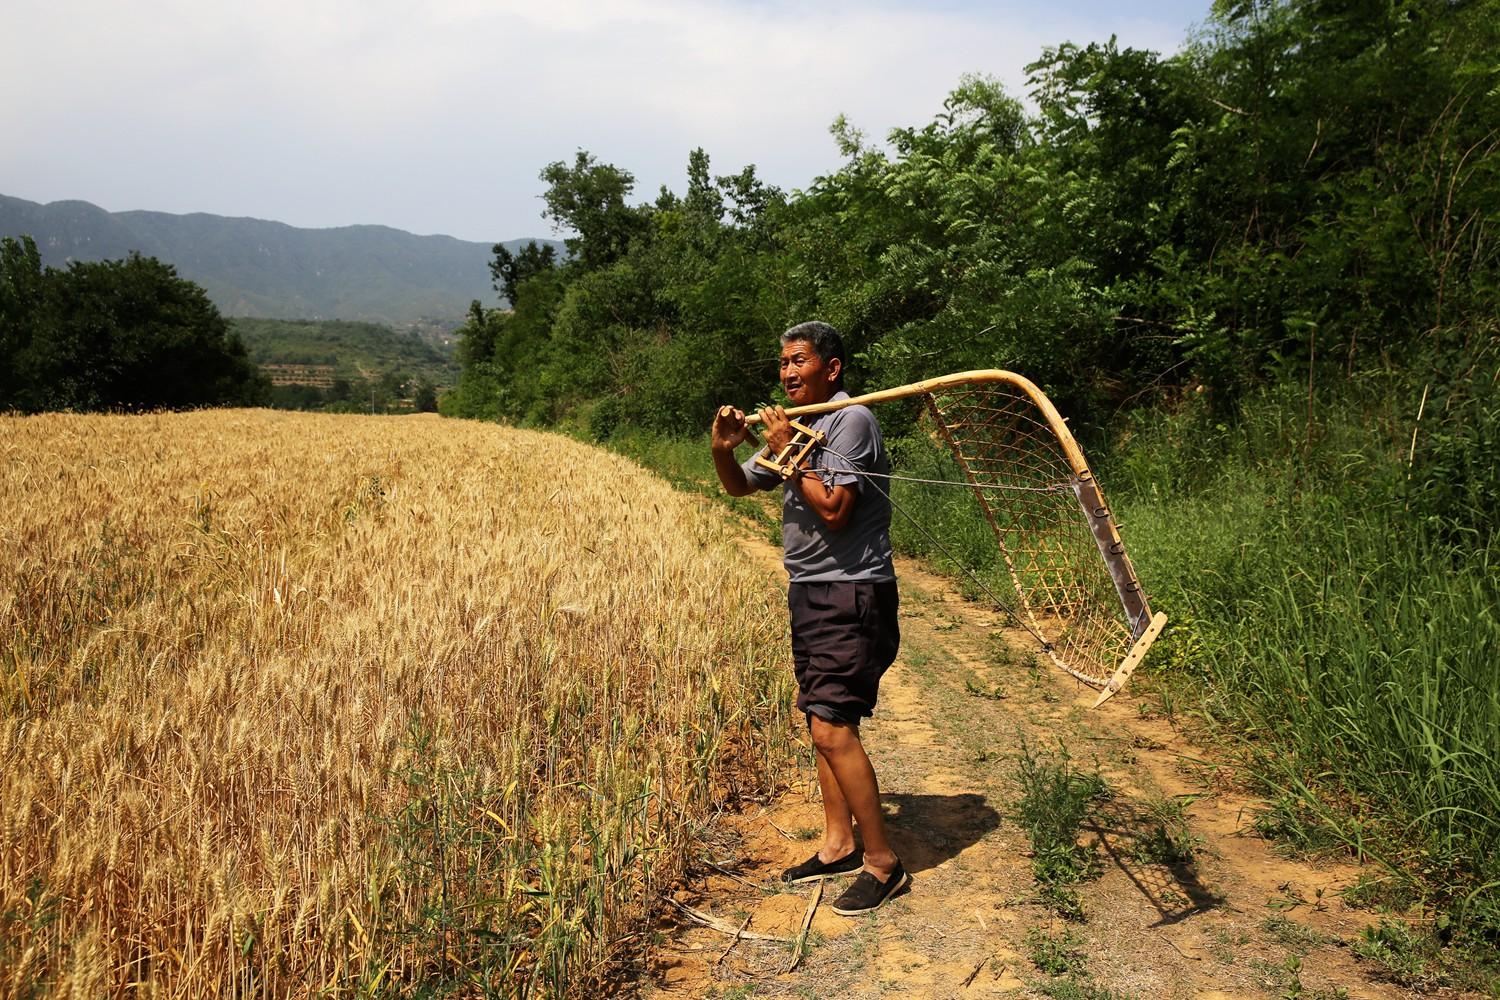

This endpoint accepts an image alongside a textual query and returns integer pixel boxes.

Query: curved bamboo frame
[746,370,1165,704]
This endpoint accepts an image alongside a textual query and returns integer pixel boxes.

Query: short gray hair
[780,321,846,388]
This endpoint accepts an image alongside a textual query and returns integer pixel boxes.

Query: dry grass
[0,409,793,997]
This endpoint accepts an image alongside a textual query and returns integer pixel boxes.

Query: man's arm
[758,405,857,531]
[791,471,857,531]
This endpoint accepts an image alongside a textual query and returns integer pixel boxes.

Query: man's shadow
[880,792,1001,874]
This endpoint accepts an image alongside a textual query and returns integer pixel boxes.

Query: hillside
[0,193,561,326]
[230,318,458,384]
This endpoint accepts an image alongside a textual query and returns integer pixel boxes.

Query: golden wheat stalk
[0,410,792,998]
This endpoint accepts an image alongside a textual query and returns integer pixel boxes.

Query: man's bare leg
[814,748,857,862]
[810,716,898,880]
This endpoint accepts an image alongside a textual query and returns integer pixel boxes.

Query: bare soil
[642,530,1474,999]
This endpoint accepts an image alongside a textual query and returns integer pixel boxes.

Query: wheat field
[0,409,793,997]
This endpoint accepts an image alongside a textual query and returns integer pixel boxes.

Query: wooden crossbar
[751,420,826,480]
[1092,612,1168,708]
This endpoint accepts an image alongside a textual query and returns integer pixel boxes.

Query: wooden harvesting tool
[751,420,826,480]
[738,369,1168,704]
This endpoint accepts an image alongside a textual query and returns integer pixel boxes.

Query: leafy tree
[1,245,267,413]
[539,152,649,270]
[411,377,438,413]
[0,235,48,408]
[490,240,558,305]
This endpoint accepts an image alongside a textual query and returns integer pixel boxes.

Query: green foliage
[450,0,1500,447]
[445,148,788,429]
[1117,378,1500,937]
[1024,927,1140,1000]
[539,151,649,271]
[1015,738,1108,919]
[1351,919,1446,991]
[0,235,47,409]
[1,237,267,413]
[489,239,557,306]
[1031,977,1138,1000]
[230,317,456,382]
[1404,352,1500,541]
[1129,797,1200,868]
[1026,926,1087,977]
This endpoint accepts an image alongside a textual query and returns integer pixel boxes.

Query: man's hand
[757,405,793,456]
[711,405,757,497]
[711,405,757,453]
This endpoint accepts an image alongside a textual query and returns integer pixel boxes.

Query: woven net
[751,369,1155,691]
[912,378,1147,688]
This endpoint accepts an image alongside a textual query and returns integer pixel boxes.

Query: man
[710,320,907,915]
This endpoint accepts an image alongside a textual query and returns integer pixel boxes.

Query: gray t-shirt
[742,392,896,582]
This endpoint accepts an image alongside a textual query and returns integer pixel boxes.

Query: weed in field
[707,983,757,1000]
[1264,953,1351,1000]
[0,878,59,999]
[1261,915,1328,955]
[1128,796,1200,868]
[1024,927,1140,999]
[904,647,933,670]
[964,676,1008,700]
[1351,919,1444,990]
[1015,737,1108,919]
[1251,792,1345,856]
[1026,926,1087,977]
[1031,979,1138,1000]
[1038,883,1088,923]
[1347,917,1500,993]
[986,633,1025,669]
[1340,874,1420,913]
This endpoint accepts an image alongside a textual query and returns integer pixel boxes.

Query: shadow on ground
[1088,798,1226,925]
[883,792,1001,875]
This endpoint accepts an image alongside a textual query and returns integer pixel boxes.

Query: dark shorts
[788,580,900,725]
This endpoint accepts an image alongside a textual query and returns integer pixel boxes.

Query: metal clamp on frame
[752,419,826,481]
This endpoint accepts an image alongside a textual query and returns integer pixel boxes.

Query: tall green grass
[1112,378,1500,937]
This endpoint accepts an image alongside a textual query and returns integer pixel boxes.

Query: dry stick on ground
[962,955,991,988]
[764,815,798,841]
[785,881,823,974]
[666,899,792,944]
[715,915,753,967]
[700,858,773,893]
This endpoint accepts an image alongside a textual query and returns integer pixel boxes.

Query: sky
[2,0,1210,244]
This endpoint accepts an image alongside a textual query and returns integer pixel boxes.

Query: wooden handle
[743,370,1038,424]
[737,370,1085,476]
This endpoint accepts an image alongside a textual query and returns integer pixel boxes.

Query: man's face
[780,339,840,407]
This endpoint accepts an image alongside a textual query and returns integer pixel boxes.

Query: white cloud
[0,0,1198,240]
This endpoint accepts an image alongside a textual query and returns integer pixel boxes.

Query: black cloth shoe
[780,848,864,884]
[830,860,909,915]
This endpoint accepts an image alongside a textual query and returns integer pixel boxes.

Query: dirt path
[644,533,1447,999]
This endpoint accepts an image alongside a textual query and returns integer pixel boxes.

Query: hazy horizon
[3,0,1210,244]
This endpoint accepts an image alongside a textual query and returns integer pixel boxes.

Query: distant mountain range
[0,194,561,327]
